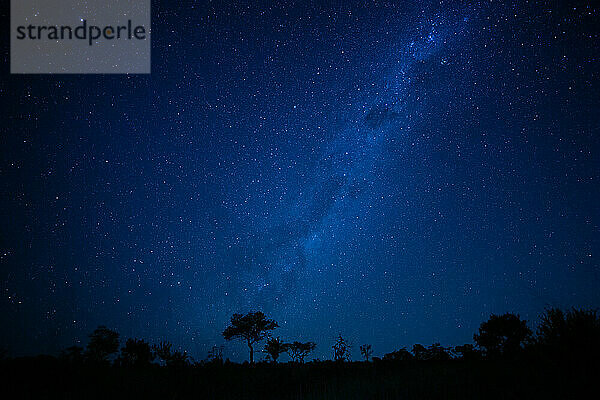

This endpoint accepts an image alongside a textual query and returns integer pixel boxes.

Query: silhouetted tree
[383,348,414,361]
[120,338,155,367]
[153,340,173,363]
[453,344,481,360]
[264,337,289,363]
[332,334,351,362]
[474,313,532,359]
[360,344,373,361]
[536,307,600,364]
[168,349,191,367]
[153,340,190,367]
[86,326,120,364]
[60,345,84,364]
[427,343,452,360]
[207,345,225,364]
[287,341,316,363]
[411,343,452,360]
[411,344,429,360]
[222,311,278,364]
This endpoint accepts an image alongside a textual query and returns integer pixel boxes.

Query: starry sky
[1,0,599,361]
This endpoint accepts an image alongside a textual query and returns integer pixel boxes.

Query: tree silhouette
[86,326,120,364]
[332,334,351,362]
[120,338,155,367]
[360,344,373,361]
[264,337,289,363]
[153,340,190,367]
[536,307,600,363]
[60,345,84,363]
[383,348,414,361]
[168,349,191,367]
[412,344,429,360]
[222,311,278,364]
[474,313,531,359]
[207,345,225,364]
[287,341,316,363]
[453,344,481,360]
[153,340,173,363]
[426,343,451,360]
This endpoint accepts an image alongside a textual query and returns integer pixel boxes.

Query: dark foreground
[1,358,597,400]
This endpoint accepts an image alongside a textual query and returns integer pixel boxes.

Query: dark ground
[1,357,596,399]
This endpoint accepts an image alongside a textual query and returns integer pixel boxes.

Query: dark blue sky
[1,0,599,361]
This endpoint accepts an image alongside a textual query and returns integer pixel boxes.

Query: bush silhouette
[453,344,481,360]
[264,337,289,363]
[383,348,414,361]
[153,340,190,367]
[410,343,451,360]
[428,343,451,360]
[59,345,84,364]
[206,345,225,364]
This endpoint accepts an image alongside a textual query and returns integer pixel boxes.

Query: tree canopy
[287,341,316,363]
[86,326,120,363]
[264,337,289,363]
[223,311,278,363]
[536,307,600,363]
[474,313,532,358]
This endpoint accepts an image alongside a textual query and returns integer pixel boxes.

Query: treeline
[8,306,593,368]
[1,307,598,400]
[0,306,596,367]
[220,307,600,365]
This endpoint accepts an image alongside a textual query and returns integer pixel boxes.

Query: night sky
[1,1,599,362]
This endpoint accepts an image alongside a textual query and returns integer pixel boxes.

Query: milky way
[238,10,472,310]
